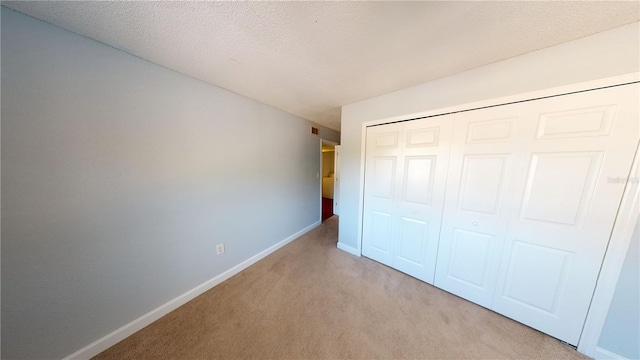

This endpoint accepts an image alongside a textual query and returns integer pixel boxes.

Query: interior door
[362,116,453,284]
[434,110,519,307]
[491,83,640,345]
[362,122,402,266]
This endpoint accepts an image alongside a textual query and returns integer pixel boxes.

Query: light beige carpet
[95,216,588,359]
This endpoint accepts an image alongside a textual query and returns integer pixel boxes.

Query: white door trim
[320,139,339,222]
[577,142,640,358]
[357,73,639,130]
[333,145,341,215]
[353,72,640,356]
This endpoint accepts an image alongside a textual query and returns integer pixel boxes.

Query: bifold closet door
[435,83,639,345]
[491,84,639,345]
[434,108,518,307]
[362,116,453,284]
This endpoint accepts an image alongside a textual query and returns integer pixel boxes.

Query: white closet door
[492,84,639,345]
[362,116,453,284]
[434,110,519,307]
[362,122,403,266]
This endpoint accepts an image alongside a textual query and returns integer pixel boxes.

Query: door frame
[333,145,341,215]
[320,139,338,222]
[354,72,640,358]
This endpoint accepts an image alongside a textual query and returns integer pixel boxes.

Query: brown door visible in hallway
[322,197,333,222]
[321,139,338,222]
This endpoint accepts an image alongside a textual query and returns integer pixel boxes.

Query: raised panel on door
[362,124,402,265]
[362,116,453,284]
[500,240,573,312]
[435,112,518,307]
[402,156,435,206]
[366,210,394,257]
[446,228,496,288]
[492,83,640,345]
[395,217,429,266]
[371,157,397,200]
[458,155,510,215]
[520,152,602,227]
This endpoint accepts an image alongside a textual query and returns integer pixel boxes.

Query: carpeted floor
[95,216,588,359]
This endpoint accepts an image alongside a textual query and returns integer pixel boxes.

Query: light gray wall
[1,8,339,359]
[598,219,639,359]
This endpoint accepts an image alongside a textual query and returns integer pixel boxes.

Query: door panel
[374,132,399,148]
[519,152,602,226]
[362,116,453,284]
[371,157,396,200]
[368,211,393,253]
[500,240,572,314]
[407,127,439,147]
[403,156,435,205]
[458,154,510,214]
[447,228,496,288]
[492,84,639,345]
[466,117,516,143]
[435,111,519,307]
[396,217,429,265]
[535,105,615,139]
[362,124,402,266]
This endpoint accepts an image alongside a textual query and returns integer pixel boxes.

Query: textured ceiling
[3,1,639,131]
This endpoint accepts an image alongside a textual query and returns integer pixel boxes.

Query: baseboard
[592,346,629,360]
[63,220,321,360]
[337,242,360,257]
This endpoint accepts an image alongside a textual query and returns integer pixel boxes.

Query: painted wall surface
[1,8,339,359]
[598,219,639,359]
[338,22,639,253]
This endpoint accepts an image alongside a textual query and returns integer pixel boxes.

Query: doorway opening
[321,139,338,222]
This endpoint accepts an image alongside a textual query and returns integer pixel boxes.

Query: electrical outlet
[216,243,225,255]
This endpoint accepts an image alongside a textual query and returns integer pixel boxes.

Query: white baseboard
[63,220,321,360]
[337,242,360,257]
[592,346,629,360]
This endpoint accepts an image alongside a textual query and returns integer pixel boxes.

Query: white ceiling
[3,1,639,131]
